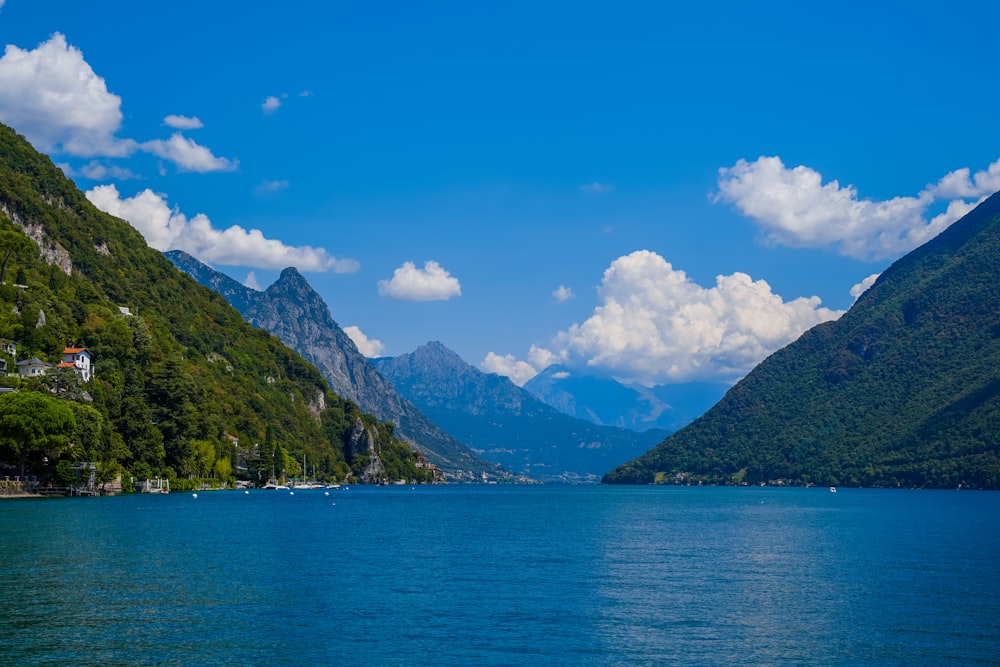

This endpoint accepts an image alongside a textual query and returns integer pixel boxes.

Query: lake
[1,485,998,666]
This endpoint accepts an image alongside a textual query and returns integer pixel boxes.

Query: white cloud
[0,33,131,157]
[141,133,236,173]
[489,250,843,386]
[716,155,995,261]
[86,184,359,273]
[255,179,290,195]
[163,114,203,130]
[343,326,385,358]
[0,34,235,173]
[482,352,540,386]
[482,345,558,386]
[850,273,880,301]
[243,272,261,291]
[262,96,282,114]
[926,160,1000,199]
[581,181,613,194]
[377,260,462,301]
[71,160,139,181]
[553,285,574,302]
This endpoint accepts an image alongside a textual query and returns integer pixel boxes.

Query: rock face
[372,341,668,481]
[348,419,387,484]
[2,202,73,275]
[166,250,506,481]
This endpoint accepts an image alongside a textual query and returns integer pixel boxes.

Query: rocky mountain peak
[166,252,509,481]
[271,266,311,292]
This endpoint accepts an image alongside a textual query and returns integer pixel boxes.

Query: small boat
[830,486,837,493]
[263,480,290,490]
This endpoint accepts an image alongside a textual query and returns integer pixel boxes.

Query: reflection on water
[1,486,998,666]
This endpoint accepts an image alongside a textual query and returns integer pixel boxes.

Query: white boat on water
[830,486,837,493]
[263,480,290,490]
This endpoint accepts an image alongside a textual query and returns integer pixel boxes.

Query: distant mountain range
[524,364,727,432]
[166,250,510,482]
[373,342,667,481]
[606,192,1000,489]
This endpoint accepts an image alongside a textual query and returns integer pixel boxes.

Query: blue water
[1,486,998,666]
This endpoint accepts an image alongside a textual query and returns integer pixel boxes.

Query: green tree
[191,439,215,478]
[68,402,106,460]
[213,456,232,480]
[0,230,36,284]
[39,367,88,401]
[0,391,75,476]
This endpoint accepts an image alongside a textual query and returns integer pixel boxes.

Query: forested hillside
[0,123,436,490]
[167,249,514,481]
[605,193,1000,489]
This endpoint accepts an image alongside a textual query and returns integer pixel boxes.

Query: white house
[59,347,93,382]
[15,357,51,378]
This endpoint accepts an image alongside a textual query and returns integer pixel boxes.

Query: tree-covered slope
[605,193,1000,489]
[0,123,436,488]
[166,250,512,482]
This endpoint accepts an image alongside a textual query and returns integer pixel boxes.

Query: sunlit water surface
[2,485,998,666]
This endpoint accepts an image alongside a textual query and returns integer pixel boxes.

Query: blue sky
[2,1,999,387]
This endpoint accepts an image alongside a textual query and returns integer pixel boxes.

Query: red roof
[57,361,76,368]
[63,347,86,354]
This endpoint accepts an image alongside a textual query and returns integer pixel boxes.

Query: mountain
[524,364,727,432]
[0,122,436,488]
[372,341,668,481]
[166,250,509,482]
[605,193,1000,489]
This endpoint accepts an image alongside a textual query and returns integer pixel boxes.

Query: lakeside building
[59,347,92,382]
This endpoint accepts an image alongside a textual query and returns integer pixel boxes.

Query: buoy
[290,491,295,495]
[192,493,198,499]
[324,491,329,496]
[244,490,249,495]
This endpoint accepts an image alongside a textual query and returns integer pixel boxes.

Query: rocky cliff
[166,250,509,482]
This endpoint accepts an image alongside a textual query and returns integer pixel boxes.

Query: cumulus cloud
[553,285,574,302]
[0,33,131,157]
[0,34,235,173]
[243,272,261,291]
[927,161,1000,199]
[163,114,204,130]
[482,352,539,386]
[141,133,236,173]
[487,250,842,386]
[262,96,282,114]
[716,155,997,261]
[377,261,462,301]
[85,184,360,272]
[343,326,385,358]
[481,346,558,387]
[850,273,880,301]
